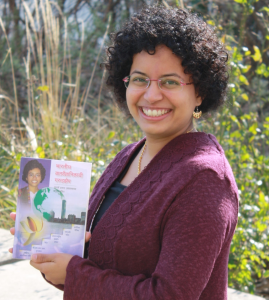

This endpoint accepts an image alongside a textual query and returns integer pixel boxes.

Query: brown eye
[161,79,180,87]
[131,76,148,86]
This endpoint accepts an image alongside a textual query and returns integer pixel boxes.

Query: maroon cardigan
[53,132,238,300]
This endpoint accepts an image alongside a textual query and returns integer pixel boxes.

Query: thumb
[10,212,16,221]
[31,253,54,263]
[85,231,91,243]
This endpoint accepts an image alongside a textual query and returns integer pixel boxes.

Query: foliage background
[0,0,269,297]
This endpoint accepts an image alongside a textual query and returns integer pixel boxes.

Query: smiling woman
[12,5,238,300]
[124,45,202,141]
[18,159,46,208]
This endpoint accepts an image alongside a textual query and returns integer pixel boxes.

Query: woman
[18,159,46,208]
[10,5,238,300]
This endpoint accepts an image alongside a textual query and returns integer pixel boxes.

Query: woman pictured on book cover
[10,5,238,299]
[18,159,46,209]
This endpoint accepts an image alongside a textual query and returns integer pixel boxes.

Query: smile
[141,108,171,117]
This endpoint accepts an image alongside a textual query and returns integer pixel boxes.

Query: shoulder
[157,132,238,199]
[19,186,28,193]
[189,133,237,189]
[174,132,234,180]
[18,186,29,201]
[167,133,239,225]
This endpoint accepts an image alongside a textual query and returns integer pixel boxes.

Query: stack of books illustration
[13,158,92,259]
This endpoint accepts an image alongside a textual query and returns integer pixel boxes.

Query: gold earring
[193,107,202,119]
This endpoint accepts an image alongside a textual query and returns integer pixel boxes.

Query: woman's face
[126,45,202,141]
[26,168,42,188]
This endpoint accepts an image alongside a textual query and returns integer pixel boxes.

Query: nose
[143,81,163,103]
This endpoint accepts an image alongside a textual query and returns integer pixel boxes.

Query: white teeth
[142,108,169,117]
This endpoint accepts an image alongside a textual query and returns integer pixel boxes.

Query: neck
[144,124,196,159]
[28,186,38,193]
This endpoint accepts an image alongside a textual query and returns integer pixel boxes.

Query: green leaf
[241,65,251,73]
[241,153,250,161]
[107,131,115,140]
[256,63,269,77]
[241,93,249,101]
[230,115,241,129]
[16,153,22,161]
[249,123,258,135]
[206,20,215,26]
[36,146,43,154]
[239,75,249,85]
[259,191,265,204]
[251,46,262,62]
[264,270,269,278]
[39,151,45,158]
[37,85,49,92]
[260,7,269,13]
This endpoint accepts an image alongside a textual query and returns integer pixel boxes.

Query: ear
[195,95,202,107]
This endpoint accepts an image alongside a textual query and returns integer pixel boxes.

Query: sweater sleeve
[63,170,237,300]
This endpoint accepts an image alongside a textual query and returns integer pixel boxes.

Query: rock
[228,288,264,300]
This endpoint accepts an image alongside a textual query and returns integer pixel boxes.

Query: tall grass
[0,0,142,229]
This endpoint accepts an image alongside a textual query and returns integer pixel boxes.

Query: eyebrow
[130,70,184,80]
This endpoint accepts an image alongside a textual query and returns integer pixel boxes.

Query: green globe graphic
[33,187,65,221]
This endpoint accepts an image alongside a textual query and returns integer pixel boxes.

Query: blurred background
[0,0,269,297]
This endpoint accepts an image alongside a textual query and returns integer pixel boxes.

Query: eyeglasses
[28,173,41,178]
[122,74,193,92]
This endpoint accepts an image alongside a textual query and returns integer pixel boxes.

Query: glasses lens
[159,78,182,91]
[128,75,149,90]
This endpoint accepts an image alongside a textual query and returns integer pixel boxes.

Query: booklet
[13,157,92,260]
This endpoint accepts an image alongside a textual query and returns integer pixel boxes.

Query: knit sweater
[57,132,239,300]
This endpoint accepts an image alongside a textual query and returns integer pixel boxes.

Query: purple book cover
[13,158,92,259]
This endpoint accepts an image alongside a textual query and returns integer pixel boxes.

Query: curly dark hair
[105,5,229,115]
[22,160,46,183]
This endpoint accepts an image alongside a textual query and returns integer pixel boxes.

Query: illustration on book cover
[13,157,92,259]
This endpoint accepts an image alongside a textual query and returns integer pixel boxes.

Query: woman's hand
[8,212,16,253]
[29,231,91,285]
[30,253,73,285]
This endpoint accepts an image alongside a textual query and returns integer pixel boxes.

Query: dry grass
[0,0,142,229]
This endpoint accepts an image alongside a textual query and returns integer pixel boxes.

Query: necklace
[137,128,196,175]
[187,127,196,133]
[138,142,147,175]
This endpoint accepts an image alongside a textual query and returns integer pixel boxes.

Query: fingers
[30,253,54,264]
[8,248,13,254]
[10,212,16,221]
[85,231,91,243]
[30,260,49,273]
